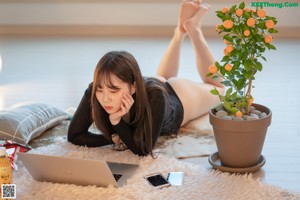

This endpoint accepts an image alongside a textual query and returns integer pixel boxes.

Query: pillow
[0,102,69,145]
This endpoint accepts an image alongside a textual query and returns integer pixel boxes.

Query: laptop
[17,152,139,187]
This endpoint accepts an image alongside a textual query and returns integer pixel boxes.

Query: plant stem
[246,79,252,115]
[245,53,255,115]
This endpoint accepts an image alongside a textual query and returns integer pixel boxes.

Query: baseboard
[0,25,174,37]
[0,25,299,39]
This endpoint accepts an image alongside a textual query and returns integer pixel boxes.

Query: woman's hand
[109,93,134,125]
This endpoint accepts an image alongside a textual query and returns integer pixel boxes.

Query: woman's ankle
[186,27,204,41]
[184,21,201,35]
[174,27,187,40]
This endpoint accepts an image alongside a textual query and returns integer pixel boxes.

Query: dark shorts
[160,82,184,136]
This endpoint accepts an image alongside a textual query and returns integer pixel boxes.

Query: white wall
[0,1,299,37]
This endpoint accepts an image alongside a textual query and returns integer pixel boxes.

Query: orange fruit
[224,48,229,56]
[223,20,234,29]
[224,39,231,45]
[235,111,243,118]
[265,20,275,29]
[235,9,243,17]
[225,63,233,71]
[257,9,266,18]
[244,8,251,12]
[247,18,256,27]
[264,35,273,43]
[225,45,234,53]
[244,30,250,37]
[208,65,218,74]
[222,7,229,14]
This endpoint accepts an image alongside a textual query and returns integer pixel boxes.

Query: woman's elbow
[67,128,77,144]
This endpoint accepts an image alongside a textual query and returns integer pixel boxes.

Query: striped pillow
[0,102,69,144]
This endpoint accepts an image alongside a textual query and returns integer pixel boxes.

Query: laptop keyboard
[113,174,122,182]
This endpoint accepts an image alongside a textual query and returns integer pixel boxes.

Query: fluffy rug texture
[14,139,300,200]
[29,113,217,159]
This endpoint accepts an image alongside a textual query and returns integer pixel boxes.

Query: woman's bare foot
[178,0,201,33]
[183,3,210,34]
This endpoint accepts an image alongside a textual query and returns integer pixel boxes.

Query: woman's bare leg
[168,4,224,125]
[156,1,199,80]
[184,3,223,87]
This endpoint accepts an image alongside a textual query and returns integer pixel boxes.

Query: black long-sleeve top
[67,82,168,156]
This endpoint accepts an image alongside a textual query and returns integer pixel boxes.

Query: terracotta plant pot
[209,103,272,168]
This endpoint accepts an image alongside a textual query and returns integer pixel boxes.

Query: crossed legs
[156,1,199,79]
[157,1,224,125]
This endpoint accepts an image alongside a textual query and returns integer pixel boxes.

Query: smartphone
[144,173,171,188]
[167,172,184,186]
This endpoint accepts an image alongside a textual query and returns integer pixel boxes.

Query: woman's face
[96,73,135,114]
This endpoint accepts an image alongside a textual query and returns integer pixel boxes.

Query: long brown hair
[91,51,168,155]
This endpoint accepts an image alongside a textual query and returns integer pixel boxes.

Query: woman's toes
[178,1,200,32]
[183,4,210,31]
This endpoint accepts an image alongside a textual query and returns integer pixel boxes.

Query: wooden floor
[0,36,299,193]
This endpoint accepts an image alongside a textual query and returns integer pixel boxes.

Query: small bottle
[0,147,12,197]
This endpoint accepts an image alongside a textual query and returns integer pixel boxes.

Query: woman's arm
[113,90,165,156]
[67,83,112,147]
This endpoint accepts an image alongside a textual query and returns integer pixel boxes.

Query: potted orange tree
[207,2,278,172]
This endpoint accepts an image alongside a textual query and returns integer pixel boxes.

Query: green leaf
[253,61,263,71]
[257,45,266,53]
[206,72,213,77]
[261,56,267,62]
[221,56,231,62]
[219,67,226,76]
[229,5,237,13]
[244,12,251,19]
[238,52,246,60]
[269,29,279,33]
[216,11,223,16]
[244,70,253,79]
[223,101,232,111]
[220,96,226,102]
[210,89,219,95]
[267,43,277,50]
[212,75,219,80]
[244,59,252,71]
[224,34,233,42]
[232,26,240,35]
[217,13,225,19]
[265,43,276,50]
[239,2,245,10]
[257,21,265,29]
[222,80,232,87]
[238,77,246,86]
[231,55,239,62]
[235,38,242,46]
[226,87,233,97]
[230,107,239,115]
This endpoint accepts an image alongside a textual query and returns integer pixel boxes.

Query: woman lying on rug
[68,0,224,156]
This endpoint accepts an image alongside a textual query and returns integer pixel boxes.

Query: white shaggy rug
[14,139,300,200]
[29,113,217,159]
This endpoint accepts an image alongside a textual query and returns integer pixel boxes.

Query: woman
[67,1,224,156]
